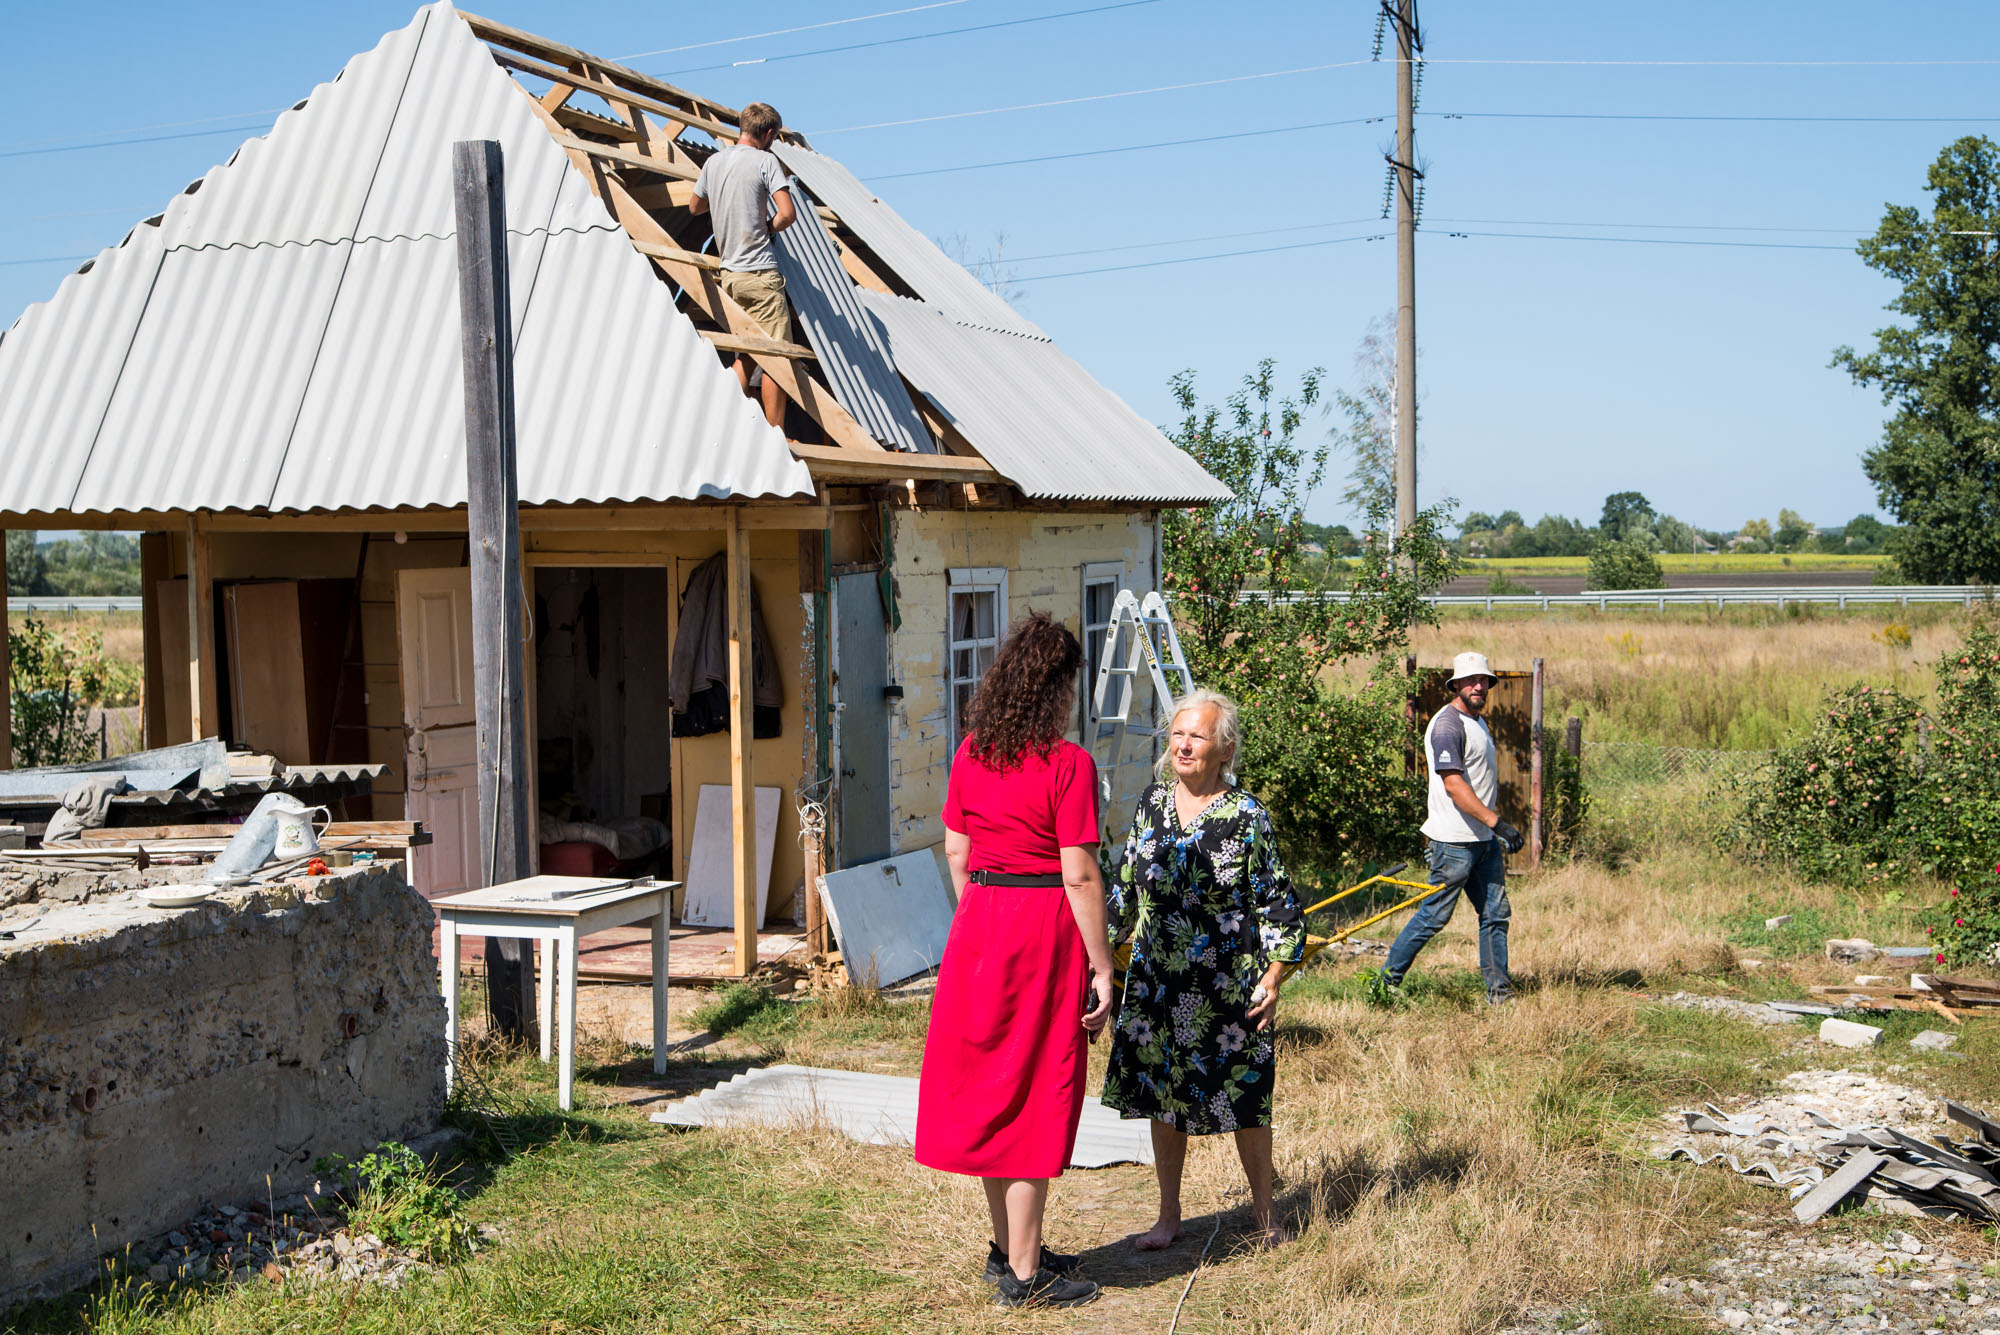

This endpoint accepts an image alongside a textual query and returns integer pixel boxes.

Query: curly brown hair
[964,612,1082,770]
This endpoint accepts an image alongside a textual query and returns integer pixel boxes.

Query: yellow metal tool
[1111,861,1438,982]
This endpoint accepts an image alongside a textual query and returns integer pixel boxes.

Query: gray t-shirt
[694,144,789,272]
[1421,705,1498,843]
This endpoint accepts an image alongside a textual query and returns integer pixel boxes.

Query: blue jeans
[1381,838,1512,997]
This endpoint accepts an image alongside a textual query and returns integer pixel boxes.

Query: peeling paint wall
[884,508,1160,863]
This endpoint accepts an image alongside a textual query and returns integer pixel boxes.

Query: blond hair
[1154,689,1241,782]
[740,102,782,141]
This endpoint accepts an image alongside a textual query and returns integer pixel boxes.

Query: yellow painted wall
[885,509,1159,865]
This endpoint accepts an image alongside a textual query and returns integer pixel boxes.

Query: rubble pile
[1658,1073,2000,1223]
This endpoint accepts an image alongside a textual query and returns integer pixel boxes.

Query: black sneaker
[983,1241,1079,1284]
[993,1266,1099,1309]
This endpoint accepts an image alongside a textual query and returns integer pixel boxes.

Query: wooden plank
[727,509,757,976]
[631,240,722,271]
[700,329,817,361]
[787,442,1003,484]
[474,39,744,144]
[0,528,10,769]
[185,516,218,740]
[1793,1150,1884,1224]
[550,105,644,143]
[549,133,700,183]
[79,820,426,844]
[454,138,536,1039]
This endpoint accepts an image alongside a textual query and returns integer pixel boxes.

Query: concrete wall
[885,508,1160,864]
[0,862,445,1300]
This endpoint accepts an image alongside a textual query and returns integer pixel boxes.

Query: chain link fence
[1577,742,1774,848]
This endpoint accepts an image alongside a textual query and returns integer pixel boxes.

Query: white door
[397,568,479,899]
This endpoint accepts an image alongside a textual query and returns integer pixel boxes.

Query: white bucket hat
[1447,651,1497,686]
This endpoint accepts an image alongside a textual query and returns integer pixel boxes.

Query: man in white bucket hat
[1380,651,1525,1003]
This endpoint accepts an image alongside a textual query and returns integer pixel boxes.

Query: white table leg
[538,935,555,1063]
[558,921,579,1112]
[440,912,459,1095]
[652,890,669,1076]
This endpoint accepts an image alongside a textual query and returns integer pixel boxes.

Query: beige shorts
[720,268,795,344]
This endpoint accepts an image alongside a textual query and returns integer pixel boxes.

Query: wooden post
[185,515,218,740]
[0,530,10,769]
[727,509,758,976]
[454,138,534,1040]
[1529,656,1545,869]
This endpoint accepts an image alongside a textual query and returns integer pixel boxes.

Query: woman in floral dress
[1100,689,1306,1249]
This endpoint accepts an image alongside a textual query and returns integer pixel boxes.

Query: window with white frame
[947,567,1008,754]
[1080,562,1124,736]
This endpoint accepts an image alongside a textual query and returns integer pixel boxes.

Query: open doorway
[532,567,675,880]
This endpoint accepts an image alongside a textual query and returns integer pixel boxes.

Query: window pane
[954,648,973,678]
[974,590,996,639]
[977,644,995,672]
[953,592,976,641]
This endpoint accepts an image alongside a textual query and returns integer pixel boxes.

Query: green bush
[1585,539,1665,591]
[1736,617,2000,964]
[315,1142,470,1262]
[8,617,119,767]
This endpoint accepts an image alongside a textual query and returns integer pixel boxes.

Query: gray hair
[1154,688,1241,781]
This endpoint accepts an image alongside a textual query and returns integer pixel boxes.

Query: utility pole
[1390,0,1421,546]
[453,139,535,1042]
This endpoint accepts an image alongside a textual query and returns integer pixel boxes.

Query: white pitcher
[270,796,330,859]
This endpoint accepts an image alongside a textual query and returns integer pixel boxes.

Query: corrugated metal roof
[0,3,811,516]
[859,291,1231,504]
[773,143,1048,340]
[648,1064,1155,1168]
[770,183,932,453]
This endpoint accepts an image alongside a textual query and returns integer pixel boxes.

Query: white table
[435,875,676,1111]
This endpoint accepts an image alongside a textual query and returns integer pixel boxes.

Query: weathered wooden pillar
[0,530,11,768]
[185,515,218,739]
[1529,656,1545,869]
[728,508,758,976]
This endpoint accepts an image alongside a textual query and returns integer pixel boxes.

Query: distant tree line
[5,531,143,597]
[1452,493,1896,561]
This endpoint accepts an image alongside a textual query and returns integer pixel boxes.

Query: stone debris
[1826,938,1878,963]
[1658,1077,2000,1224]
[1819,1017,1885,1049]
[1500,1219,2000,1333]
[1909,1030,1958,1053]
[1656,991,1802,1026]
[1765,914,1794,930]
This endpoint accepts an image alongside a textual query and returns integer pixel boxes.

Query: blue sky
[5,1,1996,532]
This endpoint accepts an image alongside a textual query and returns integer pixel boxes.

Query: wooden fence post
[727,508,758,977]
[185,515,217,740]
[454,138,534,1040]
[1529,657,1544,869]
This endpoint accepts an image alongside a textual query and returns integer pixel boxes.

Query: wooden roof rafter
[466,10,1013,487]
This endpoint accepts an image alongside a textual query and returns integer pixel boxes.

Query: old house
[0,6,1227,971]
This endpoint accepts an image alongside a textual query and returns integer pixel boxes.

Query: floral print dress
[1100,782,1307,1135]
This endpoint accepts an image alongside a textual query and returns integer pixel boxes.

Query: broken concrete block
[0,827,23,851]
[1765,914,1793,930]
[1853,974,1892,986]
[1825,938,1877,963]
[1910,1030,1958,1052]
[1819,1017,1884,1048]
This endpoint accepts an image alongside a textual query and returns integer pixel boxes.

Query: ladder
[1087,590,1196,817]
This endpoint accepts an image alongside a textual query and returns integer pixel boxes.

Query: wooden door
[397,568,479,898]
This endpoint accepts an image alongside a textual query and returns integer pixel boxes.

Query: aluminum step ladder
[1088,590,1196,817]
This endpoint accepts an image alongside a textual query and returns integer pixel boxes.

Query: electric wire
[658,0,1163,78]
[615,1,968,60]
[868,116,1382,180]
[1430,110,2000,125]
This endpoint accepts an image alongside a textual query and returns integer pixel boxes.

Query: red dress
[914,737,1099,1178]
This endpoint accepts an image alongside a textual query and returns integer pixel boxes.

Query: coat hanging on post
[668,553,783,738]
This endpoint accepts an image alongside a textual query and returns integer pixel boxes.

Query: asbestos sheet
[649,1064,1153,1168]
[816,851,953,987]
[679,785,780,928]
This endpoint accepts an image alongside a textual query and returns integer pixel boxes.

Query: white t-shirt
[1421,704,1498,843]
[693,143,789,272]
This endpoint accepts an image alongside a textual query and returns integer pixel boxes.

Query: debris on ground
[1910,1029,1959,1052]
[116,1192,475,1294]
[1657,1076,2000,1224]
[1818,1017,1884,1049]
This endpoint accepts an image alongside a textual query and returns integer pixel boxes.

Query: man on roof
[690,101,798,430]
[1378,651,1527,1005]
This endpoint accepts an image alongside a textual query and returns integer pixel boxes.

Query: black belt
[969,870,1065,887]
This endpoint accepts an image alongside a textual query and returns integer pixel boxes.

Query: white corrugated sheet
[860,291,1232,504]
[649,1064,1155,1168]
[770,183,932,453]
[0,3,811,516]
[774,143,1048,340]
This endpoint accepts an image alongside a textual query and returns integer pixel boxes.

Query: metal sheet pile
[1663,1098,2000,1224]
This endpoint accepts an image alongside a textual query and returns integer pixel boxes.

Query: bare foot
[1132,1219,1181,1251]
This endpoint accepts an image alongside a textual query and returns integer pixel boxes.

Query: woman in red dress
[914,613,1115,1310]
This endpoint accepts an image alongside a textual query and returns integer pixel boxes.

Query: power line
[1425,57,2000,67]
[0,109,288,156]
[660,0,1162,77]
[1011,232,1389,283]
[1426,215,1871,235]
[0,254,94,268]
[615,1,969,60]
[1430,110,2000,125]
[1441,228,1851,250]
[868,115,1382,179]
[1003,217,1384,264]
[0,123,273,161]
[810,59,1372,135]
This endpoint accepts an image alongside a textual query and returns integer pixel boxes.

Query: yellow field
[1456,552,1889,577]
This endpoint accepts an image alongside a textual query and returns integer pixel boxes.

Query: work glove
[1490,818,1525,854]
